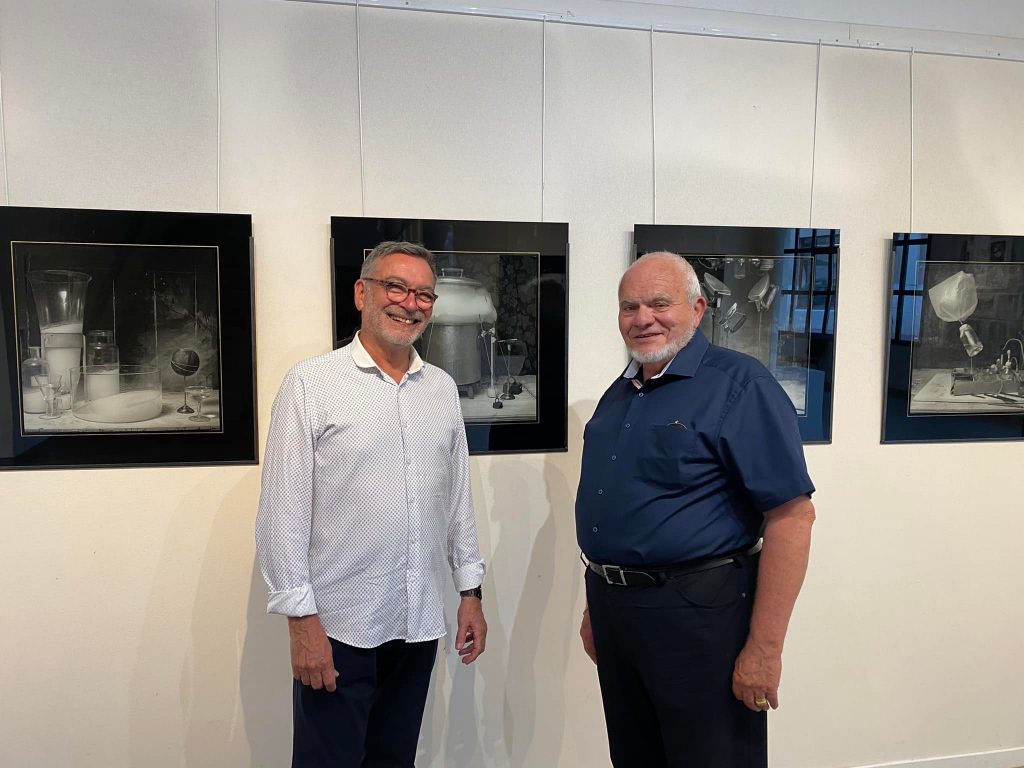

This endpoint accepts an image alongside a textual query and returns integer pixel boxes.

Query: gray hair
[625,251,702,302]
[360,240,437,279]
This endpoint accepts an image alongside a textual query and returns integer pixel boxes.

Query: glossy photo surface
[332,217,568,455]
[0,206,256,469]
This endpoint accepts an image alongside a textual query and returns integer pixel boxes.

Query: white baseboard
[854,747,1024,768]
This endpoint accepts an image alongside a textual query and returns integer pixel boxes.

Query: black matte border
[632,224,840,444]
[882,232,1024,444]
[0,206,257,469]
[331,216,568,455]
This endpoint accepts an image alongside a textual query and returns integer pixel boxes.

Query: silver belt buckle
[603,565,628,586]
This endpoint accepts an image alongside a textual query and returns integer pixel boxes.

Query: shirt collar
[621,328,710,382]
[350,331,424,375]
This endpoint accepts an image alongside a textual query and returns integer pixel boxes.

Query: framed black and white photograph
[883,232,1024,443]
[0,206,257,469]
[632,225,840,443]
[332,216,568,455]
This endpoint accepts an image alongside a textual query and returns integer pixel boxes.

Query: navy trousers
[586,554,766,768]
[292,637,438,768]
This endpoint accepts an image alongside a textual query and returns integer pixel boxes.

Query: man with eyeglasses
[576,251,815,768]
[257,241,486,768]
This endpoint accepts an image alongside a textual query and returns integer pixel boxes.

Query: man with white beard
[575,251,815,768]
[257,241,486,768]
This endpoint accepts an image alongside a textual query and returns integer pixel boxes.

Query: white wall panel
[0,0,218,211]
[358,8,543,221]
[544,22,653,403]
[219,0,361,383]
[542,22,656,767]
[785,46,916,768]
[216,3,365,766]
[811,46,910,446]
[913,54,1024,235]
[0,67,8,206]
[792,47,1024,768]
[653,33,818,226]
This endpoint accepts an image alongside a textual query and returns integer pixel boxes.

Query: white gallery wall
[1,1,1023,767]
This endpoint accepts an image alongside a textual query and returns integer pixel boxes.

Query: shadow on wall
[127,468,273,768]
[238,565,292,767]
[181,472,292,768]
[418,402,592,767]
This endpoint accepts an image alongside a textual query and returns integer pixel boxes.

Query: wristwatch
[460,586,483,600]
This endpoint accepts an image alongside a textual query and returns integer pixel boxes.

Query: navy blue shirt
[576,330,814,566]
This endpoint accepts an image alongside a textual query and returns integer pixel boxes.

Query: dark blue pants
[292,637,438,768]
[586,555,766,768]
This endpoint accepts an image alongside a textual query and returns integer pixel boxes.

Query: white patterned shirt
[255,332,485,648]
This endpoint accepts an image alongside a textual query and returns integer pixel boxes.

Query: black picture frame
[883,232,1024,443]
[331,216,568,455]
[0,206,257,469]
[632,224,840,443]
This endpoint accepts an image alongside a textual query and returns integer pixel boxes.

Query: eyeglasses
[362,277,439,308]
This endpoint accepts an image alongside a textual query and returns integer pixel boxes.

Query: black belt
[583,539,763,587]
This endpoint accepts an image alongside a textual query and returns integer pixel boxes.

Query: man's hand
[288,614,339,692]
[733,495,815,713]
[456,596,487,664]
[580,607,597,664]
[732,639,781,712]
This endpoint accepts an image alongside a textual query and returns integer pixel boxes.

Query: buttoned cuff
[266,583,318,617]
[452,560,486,593]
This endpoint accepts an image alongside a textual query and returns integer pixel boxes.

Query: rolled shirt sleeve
[717,375,815,513]
[446,399,486,593]
[255,368,319,617]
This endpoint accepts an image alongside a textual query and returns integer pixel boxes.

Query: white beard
[627,323,697,364]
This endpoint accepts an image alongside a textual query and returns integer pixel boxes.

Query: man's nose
[399,291,420,311]
[634,305,656,325]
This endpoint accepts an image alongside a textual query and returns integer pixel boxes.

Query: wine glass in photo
[38,375,63,420]
[185,383,216,422]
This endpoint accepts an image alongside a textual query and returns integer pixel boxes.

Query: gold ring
[754,697,769,709]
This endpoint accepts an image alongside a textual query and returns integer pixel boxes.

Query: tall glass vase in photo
[30,270,91,400]
[41,332,84,403]
[29,270,91,334]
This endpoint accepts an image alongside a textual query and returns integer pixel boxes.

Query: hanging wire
[808,40,821,228]
[909,48,915,234]
[215,0,223,212]
[650,24,657,225]
[540,16,546,222]
[356,0,367,216]
[0,35,10,204]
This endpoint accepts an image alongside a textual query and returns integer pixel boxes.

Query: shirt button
[597,489,603,495]
[625,423,631,429]
[592,526,598,533]
[638,392,644,398]
[611,455,617,461]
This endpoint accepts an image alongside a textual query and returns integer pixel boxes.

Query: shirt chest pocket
[639,424,706,486]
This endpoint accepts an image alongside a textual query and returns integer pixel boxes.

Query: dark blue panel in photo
[883,232,1024,443]
[632,225,840,444]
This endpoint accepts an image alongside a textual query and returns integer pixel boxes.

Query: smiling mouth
[387,312,420,326]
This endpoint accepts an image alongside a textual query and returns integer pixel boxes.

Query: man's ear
[354,279,366,311]
[693,295,708,325]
